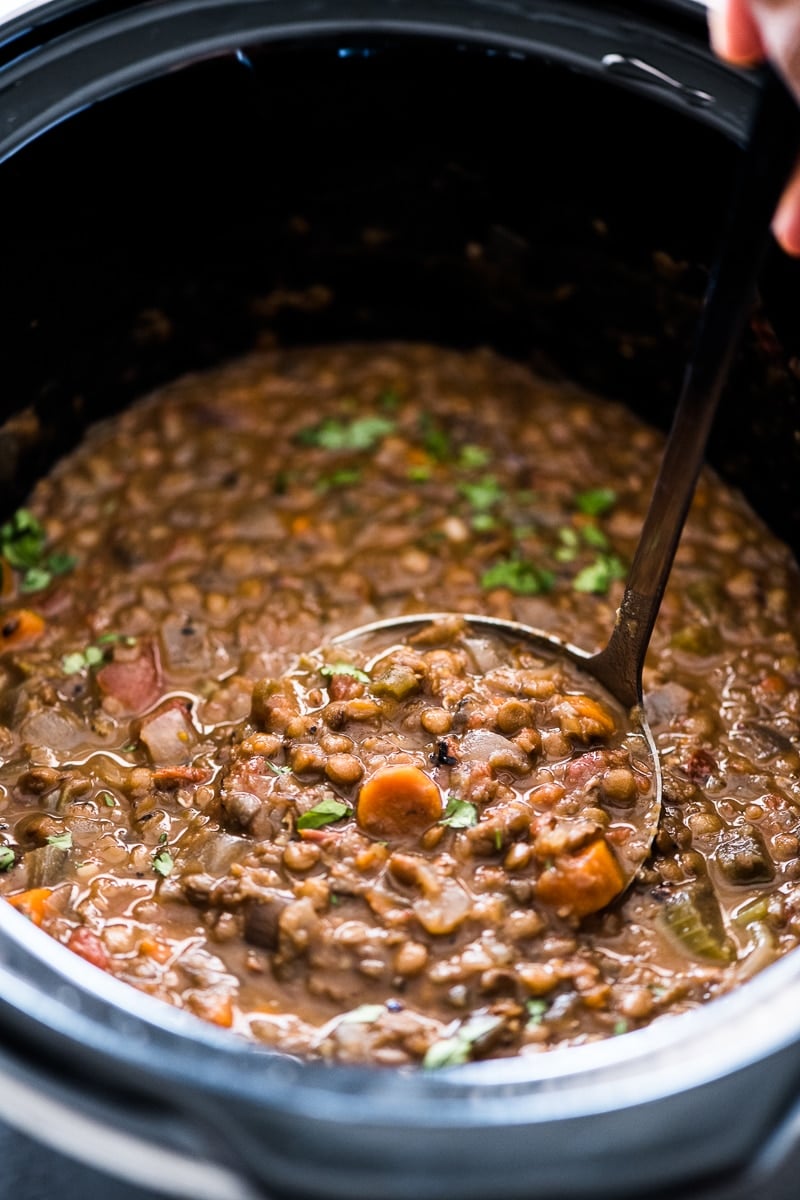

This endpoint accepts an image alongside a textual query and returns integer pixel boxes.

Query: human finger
[708,0,766,65]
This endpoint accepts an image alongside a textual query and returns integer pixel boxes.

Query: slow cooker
[2,1,800,1197]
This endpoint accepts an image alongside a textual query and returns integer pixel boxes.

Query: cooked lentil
[1,342,800,1066]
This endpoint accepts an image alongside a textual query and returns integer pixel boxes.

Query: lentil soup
[1,343,799,1067]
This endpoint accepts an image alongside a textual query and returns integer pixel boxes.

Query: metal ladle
[330,68,800,894]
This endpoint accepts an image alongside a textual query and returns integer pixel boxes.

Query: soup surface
[1,342,800,1066]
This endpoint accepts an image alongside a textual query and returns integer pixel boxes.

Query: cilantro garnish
[296,797,351,831]
[0,508,76,593]
[267,761,292,777]
[554,527,579,563]
[296,415,395,452]
[458,476,504,512]
[99,792,117,807]
[153,849,174,877]
[423,1014,503,1070]
[418,414,452,462]
[572,553,626,595]
[316,468,362,491]
[46,832,72,851]
[439,796,478,829]
[458,444,491,469]
[575,487,617,516]
[0,847,15,871]
[526,998,548,1026]
[61,633,136,675]
[320,662,370,683]
[481,558,555,595]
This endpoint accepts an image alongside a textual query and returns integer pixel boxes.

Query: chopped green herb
[572,553,626,595]
[0,847,15,871]
[0,509,47,570]
[481,558,555,595]
[581,523,609,550]
[418,414,452,462]
[512,523,537,541]
[407,464,432,483]
[320,661,370,683]
[122,741,138,753]
[613,1018,629,1036]
[296,797,351,831]
[83,645,104,667]
[61,652,88,676]
[423,1014,503,1070]
[458,444,491,469]
[575,487,617,516]
[0,508,76,593]
[158,832,168,844]
[471,513,498,533]
[20,567,53,593]
[267,761,292,777]
[46,552,78,576]
[46,832,72,851]
[458,475,504,512]
[316,467,362,490]
[440,796,479,829]
[99,791,117,807]
[494,829,503,851]
[96,632,137,647]
[330,893,341,907]
[296,414,395,452]
[555,527,579,562]
[153,849,174,877]
[526,998,548,1025]
[339,1004,385,1025]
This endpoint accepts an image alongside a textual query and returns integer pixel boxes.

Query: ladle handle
[590,66,800,708]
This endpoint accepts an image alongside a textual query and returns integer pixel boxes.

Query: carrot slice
[0,609,46,651]
[535,838,625,918]
[7,887,53,926]
[357,764,442,839]
[67,926,109,970]
[139,936,173,964]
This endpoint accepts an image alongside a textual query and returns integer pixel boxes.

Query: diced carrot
[535,838,625,918]
[139,936,173,964]
[67,926,109,970]
[357,764,442,839]
[187,990,235,1028]
[0,608,46,651]
[7,887,53,926]
[291,514,311,536]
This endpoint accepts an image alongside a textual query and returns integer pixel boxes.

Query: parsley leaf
[46,832,72,851]
[267,761,292,777]
[581,524,609,550]
[153,849,174,877]
[423,1014,503,1070]
[575,487,617,517]
[526,998,548,1025]
[481,558,555,595]
[0,509,47,569]
[440,795,478,829]
[554,527,579,563]
[296,415,395,452]
[99,792,117,807]
[458,476,504,512]
[316,467,362,491]
[320,662,370,683]
[0,847,15,871]
[418,414,452,462]
[296,797,351,831]
[572,553,626,595]
[458,444,491,469]
[471,513,498,533]
[0,508,76,593]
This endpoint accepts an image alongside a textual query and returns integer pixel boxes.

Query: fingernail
[772,204,800,257]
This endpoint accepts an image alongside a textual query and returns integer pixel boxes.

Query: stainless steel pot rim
[1,895,798,1123]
